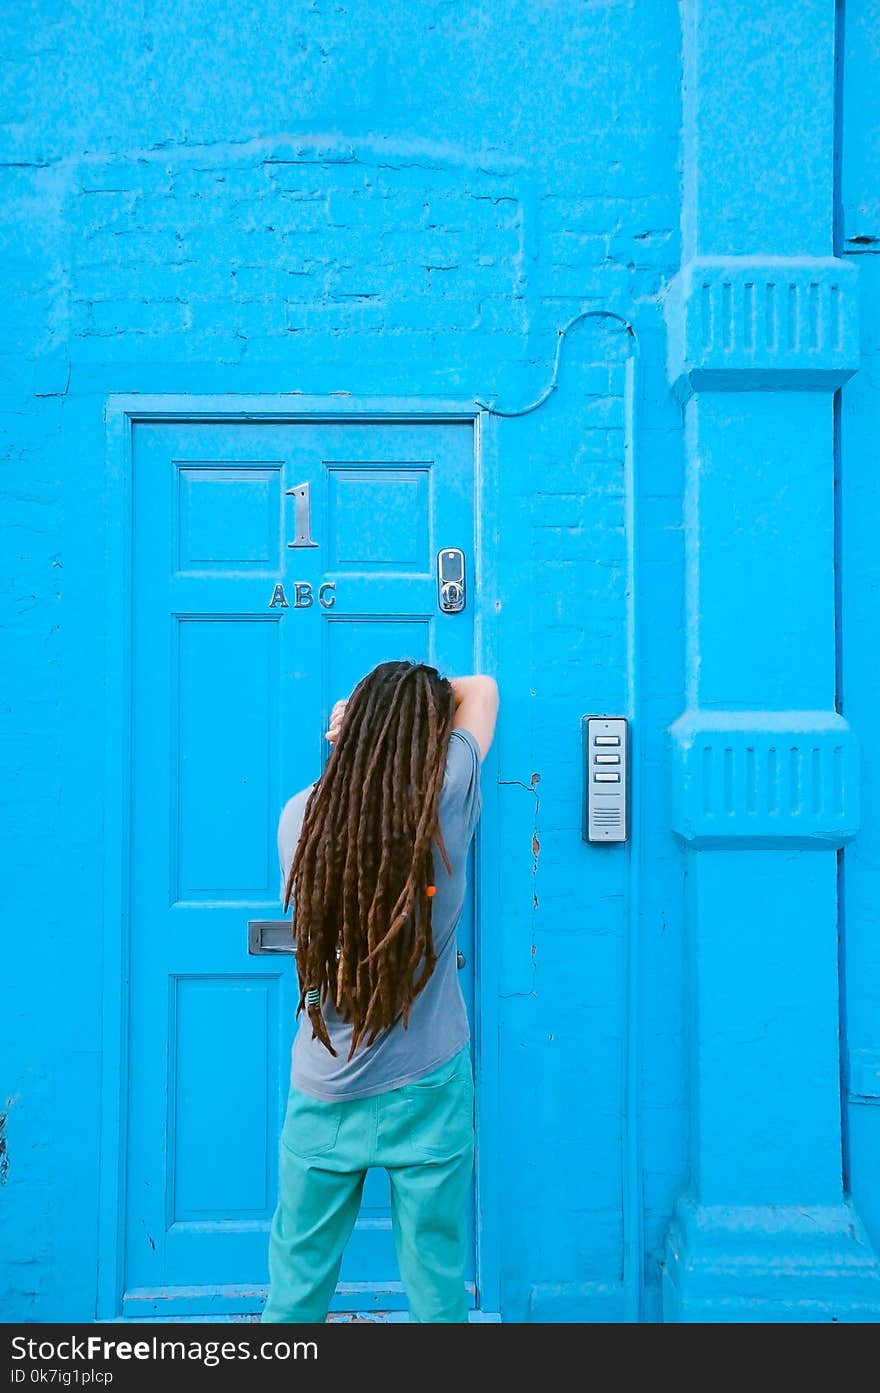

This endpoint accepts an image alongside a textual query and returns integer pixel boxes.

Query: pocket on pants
[280,1087,343,1158]
[403,1051,474,1160]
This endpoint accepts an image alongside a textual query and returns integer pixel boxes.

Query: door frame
[98,395,501,1320]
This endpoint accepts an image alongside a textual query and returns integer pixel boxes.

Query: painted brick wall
[840,0,880,1266]
[1,0,684,1319]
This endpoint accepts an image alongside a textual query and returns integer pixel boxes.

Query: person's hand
[325,698,348,745]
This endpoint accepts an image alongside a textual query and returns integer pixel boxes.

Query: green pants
[262,1046,475,1324]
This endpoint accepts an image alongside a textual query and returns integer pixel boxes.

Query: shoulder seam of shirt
[448,727,480,763]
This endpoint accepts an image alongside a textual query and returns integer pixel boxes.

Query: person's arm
[324,677,500,760]
[449,674,499,762]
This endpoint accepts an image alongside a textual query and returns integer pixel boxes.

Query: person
[261,660,499,1324]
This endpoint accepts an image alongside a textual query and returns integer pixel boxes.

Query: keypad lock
[438,548,466,613]
[582,716,628,843]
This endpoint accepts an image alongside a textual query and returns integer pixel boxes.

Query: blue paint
[669,710,860,849]
[482,309,646,1322]
[839,0,880,1280]
[667,257,860,399]
[110,420,476,1318]
[3,0,879,1323]
[659,0,880,1321]
[840,0,880,252]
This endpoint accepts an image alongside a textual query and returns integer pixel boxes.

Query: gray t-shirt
[277,727,483,1101]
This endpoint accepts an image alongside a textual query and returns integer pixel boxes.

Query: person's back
[262,661,499,1325]
[277,723,483,1099]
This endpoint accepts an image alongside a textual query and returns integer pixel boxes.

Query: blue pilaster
[662,0,880,1320]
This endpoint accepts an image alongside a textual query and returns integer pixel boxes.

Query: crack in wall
[0,1108,9,1186]
[499,772,541,997]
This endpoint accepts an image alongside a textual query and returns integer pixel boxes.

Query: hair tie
[425,884,436,898]
[305,987,321,1007]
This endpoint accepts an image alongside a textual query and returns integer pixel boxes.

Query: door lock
[438,548,466,613]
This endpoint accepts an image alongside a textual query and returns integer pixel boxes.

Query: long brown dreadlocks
[283,660,457,1059]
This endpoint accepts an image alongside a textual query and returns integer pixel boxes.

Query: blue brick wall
[839,0,880,1268]
[3,0,687,1321]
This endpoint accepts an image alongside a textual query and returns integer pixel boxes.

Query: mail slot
[247,920,296,955]
[248,919,468,969]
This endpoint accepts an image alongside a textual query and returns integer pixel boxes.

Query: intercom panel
[582,715,628,843]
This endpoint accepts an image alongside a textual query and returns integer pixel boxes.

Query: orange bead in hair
[425,884,436,897]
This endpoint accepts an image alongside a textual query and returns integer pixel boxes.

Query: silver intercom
[437,548,466,612]
[582,715,628,843]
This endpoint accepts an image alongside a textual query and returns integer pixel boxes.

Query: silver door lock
[438,548,466,613]
[582,716,628,843]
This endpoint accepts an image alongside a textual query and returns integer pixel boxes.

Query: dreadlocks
[283,660,457,1059]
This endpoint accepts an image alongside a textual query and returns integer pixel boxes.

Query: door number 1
[272,480,331,608]
[286,481,319,549]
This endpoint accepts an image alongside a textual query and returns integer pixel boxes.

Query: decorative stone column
[661,0,880,1320]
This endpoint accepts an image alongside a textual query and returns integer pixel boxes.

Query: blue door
[124,421,477,1318]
